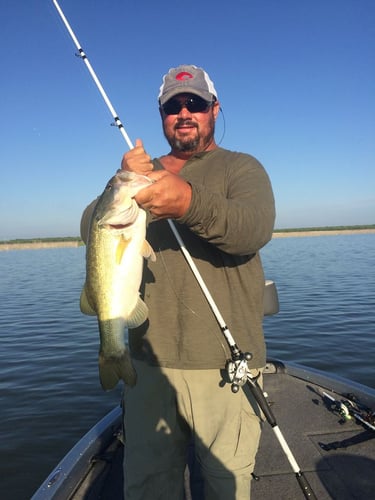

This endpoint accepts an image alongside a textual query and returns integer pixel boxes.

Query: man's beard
[164,118,215,153]
[172,136,200,152]
[165,121,200,153]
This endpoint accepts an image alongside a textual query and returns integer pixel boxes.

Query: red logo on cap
[176,72,194,81]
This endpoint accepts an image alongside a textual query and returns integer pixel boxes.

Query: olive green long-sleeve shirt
[81,148,275,369]
[128,148,275,369]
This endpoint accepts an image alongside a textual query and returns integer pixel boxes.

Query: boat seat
[264,280,279,316]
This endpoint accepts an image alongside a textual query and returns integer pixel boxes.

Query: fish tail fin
[98,350,137,390]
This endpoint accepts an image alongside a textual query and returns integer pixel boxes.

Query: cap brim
[159,87,214,105]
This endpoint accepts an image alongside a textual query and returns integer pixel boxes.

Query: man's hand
[121,138,154,175]
[121,139,191,219]
[135,170,192,219]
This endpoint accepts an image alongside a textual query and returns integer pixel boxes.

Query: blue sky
[1,0,374,239]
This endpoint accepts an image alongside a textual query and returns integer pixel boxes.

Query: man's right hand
[121,138,154,175]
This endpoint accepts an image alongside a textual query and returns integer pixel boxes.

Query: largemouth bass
[80,170,155,390]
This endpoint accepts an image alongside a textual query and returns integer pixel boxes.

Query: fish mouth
[99,222,132,231]
[98,202,139,228]
[108,223,131,230]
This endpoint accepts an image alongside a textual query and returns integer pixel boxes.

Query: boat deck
[63,363,375,499]
[250,366,374,499]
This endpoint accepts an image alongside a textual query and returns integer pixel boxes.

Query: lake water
[0,234,374,499]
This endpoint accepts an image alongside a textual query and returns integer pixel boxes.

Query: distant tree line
[0,236,82,245]
[273,224,375,233]
[1,225,374,244]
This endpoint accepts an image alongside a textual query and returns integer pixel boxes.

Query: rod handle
[296,472,317,500]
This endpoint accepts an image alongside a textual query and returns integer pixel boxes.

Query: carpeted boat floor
[250,371,375,499]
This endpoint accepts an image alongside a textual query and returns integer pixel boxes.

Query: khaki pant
[123,360,263,500]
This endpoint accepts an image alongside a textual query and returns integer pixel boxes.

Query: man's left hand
[135,170,192,219]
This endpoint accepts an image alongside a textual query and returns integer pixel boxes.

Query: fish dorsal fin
[116,235,130,264]
[141,240,156,262]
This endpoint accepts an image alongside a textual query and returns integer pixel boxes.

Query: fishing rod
[318,390,375,451]
[52,0,211,305]
[52,0,132,149]
[322,390,375,431]
[52,2,317,498]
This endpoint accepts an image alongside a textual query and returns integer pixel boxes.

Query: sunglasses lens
[162,100,182,115]
[188,97,211,113]
[162,96,212,115]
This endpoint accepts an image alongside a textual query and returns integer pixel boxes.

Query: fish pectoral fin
[141,240,156,262]
[99,349,137,390]
[80,285,97,316]
[125,296,149,328]
[116,235,130,265]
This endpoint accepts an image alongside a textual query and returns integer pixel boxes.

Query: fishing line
[217,107,226,146]
[52,2,317,497]
[157,245,229,358]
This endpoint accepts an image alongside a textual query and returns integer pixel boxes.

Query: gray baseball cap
[158,65,218,105]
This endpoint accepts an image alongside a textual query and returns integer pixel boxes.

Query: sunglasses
[161,95,214,115]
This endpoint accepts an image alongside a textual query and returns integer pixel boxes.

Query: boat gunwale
[31,406,122,500]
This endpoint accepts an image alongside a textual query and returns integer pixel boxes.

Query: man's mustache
[174,120,198,129]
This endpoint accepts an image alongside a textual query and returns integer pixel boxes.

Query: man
[84,65,275,499]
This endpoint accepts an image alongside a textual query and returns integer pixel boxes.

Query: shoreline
[272,228,375,238]
[0,229,374,251]
[0,241,81,251]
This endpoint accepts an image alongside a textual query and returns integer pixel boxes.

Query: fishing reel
[225,351,253,393]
